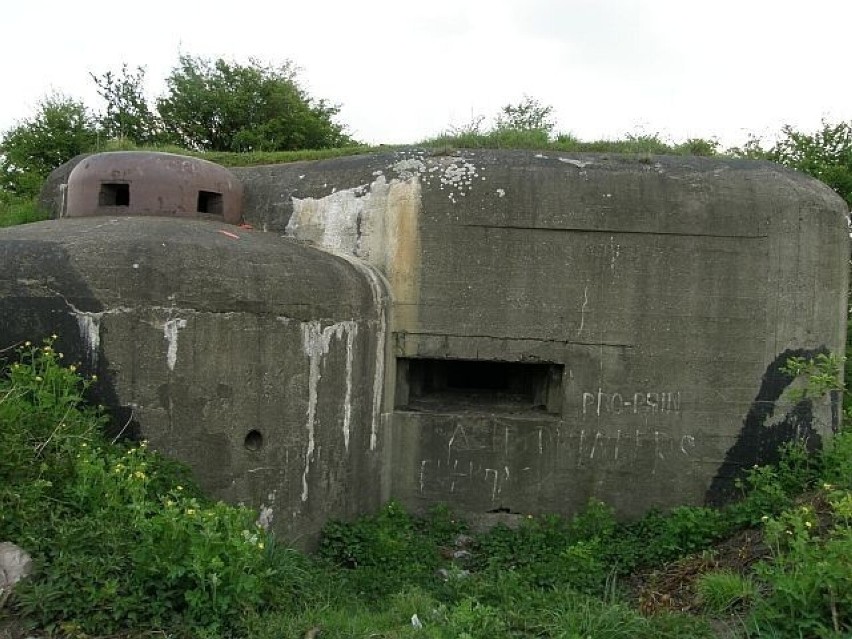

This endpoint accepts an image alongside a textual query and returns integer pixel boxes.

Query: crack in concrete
[462,223,768,240]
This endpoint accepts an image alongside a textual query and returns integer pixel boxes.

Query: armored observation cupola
[64,151,243,224]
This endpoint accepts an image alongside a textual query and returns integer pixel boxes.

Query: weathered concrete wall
[233,149,849,522]
[12,149,849,541]
[0,217,388,546]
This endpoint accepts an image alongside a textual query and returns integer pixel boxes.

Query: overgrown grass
[94,137,386,168]
[419,129,720,156]
[91,131,720,174]
[1,342,850,638]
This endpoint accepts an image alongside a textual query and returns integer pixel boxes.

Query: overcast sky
[2,0,850,149]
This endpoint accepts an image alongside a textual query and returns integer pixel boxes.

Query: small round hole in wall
[244,429,263,451]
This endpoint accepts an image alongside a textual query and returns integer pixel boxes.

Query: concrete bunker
[65,151,243,224]
[2,148,848,545]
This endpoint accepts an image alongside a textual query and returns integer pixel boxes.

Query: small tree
[495,95,556,136]
[157,55,352,152]
[91,64,164,146]
[0,94,98,197]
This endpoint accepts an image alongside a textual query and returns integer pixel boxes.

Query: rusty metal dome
[65,151,243,224]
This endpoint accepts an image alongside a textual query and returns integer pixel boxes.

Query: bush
[0,337,288,634]
[318,501,466,600]
[751,504,852,637]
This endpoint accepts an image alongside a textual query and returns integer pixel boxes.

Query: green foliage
[727,439,823,527]
[727,133,771,160]
[0,94,98,197]
[694,570,757,613]
[847,318,852,420]
[730,120,852,207]
[771,120,852,207]
[751,502,852,637]
[0,338,294,634]
[157,55,353,152]
[495,95,555,136]
[781,352,845,404]
[318,501,467,600]
[0,194,47,227]
[673,137,720,157]
[822,429,852,489]
[605,506,733,571]
[91,64,164,146]
[423,126,718,157]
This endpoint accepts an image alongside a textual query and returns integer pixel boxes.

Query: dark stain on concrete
[0,239,139,442]
[705,347,827,506]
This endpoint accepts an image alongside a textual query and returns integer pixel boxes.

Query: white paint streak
[163,319,187,371]
[609,236,621,271]
[559,158,592,169]
[300,320,358,501]
[485,468,499,503]
[590,432,602,459]
[355,263,387,451]
[577,284,589,335]
[287,180,399,453]
[342,325,357,451]
[74,312,103,367]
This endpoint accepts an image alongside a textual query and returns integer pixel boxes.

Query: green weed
[0,338,289,634]
[694,570,757,614]
[0,195,47,227]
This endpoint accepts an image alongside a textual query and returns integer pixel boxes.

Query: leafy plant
[0,337,291,635]
[781,352,844,404]
[318,501,466,600]
[751,506,852,637]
